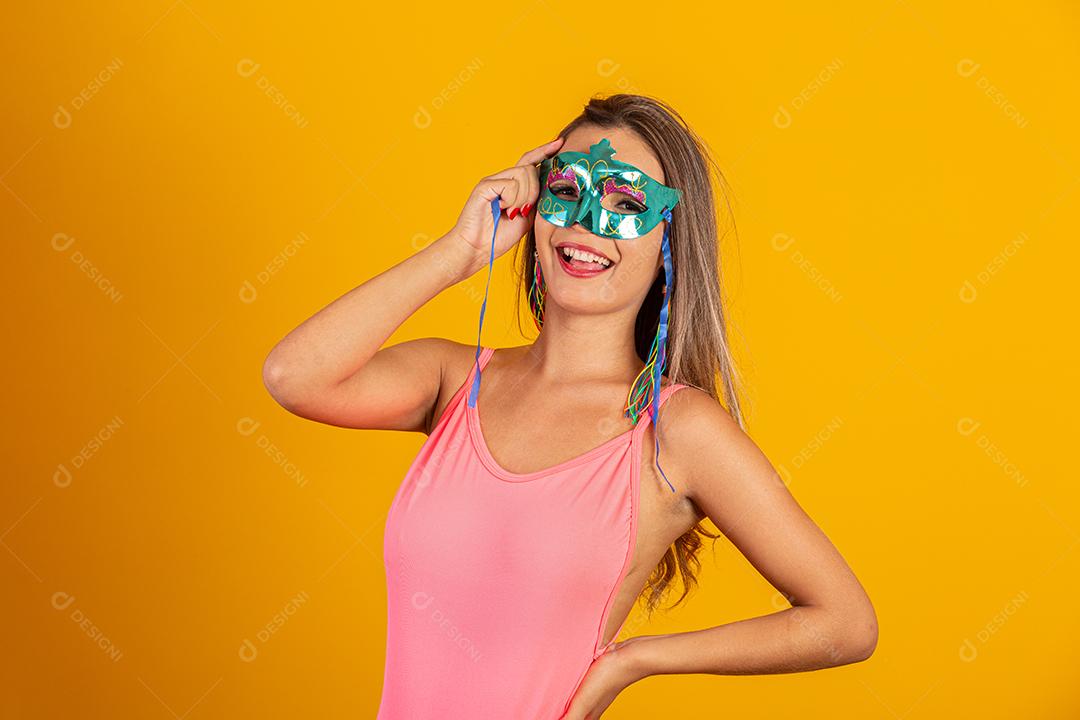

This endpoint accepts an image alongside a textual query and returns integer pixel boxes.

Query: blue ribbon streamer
[652,206,676,493]
[467,196,502,408]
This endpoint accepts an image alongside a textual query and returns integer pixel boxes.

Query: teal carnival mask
[536,137,682,239]
[467,137,684,493]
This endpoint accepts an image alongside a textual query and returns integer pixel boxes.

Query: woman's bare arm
[261,138,564,434]
[616,388,878,679]
[261,236,484,433]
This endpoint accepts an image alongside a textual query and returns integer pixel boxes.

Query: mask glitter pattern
[601,176,646,205]
[536,137,681,240]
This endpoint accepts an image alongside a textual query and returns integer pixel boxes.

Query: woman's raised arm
[261,239,481,433]
[260,137,563,433]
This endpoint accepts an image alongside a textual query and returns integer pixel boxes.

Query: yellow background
[3,1,1078,717]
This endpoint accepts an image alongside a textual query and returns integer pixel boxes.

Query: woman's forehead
[562,126,665,183]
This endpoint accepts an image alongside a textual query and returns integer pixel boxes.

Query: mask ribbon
[651,206,675,493]
[467,196,501,410]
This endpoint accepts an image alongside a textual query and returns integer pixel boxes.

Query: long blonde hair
[514,92,747,615]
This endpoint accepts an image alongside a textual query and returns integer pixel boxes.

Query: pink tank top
[378,346,687,719]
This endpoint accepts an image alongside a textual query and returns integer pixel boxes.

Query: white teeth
[560,246,611,267]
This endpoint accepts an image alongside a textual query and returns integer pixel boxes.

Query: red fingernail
[522,203,532,215]
[508,207,519,219]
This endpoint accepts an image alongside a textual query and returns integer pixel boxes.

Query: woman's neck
[522,306,645,386]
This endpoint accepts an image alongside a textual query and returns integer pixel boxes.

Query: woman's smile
[554,240,616,277]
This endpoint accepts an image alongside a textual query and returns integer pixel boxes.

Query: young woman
[262,93,877,719]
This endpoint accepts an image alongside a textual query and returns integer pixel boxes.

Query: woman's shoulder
[421,338,479,382]
[651,381,744,447]
[661,381,732,424]
[436,342,530,394]
[658,382,749,485]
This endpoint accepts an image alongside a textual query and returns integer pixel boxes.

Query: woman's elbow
[262,352,308,411]
[838,603,878,664]
[262,355,289,401]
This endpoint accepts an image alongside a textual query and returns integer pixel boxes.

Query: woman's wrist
[426,232,487,285]
[608,636,661,686]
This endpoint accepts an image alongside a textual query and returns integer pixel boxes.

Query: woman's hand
[559,637,650,720]
[450,137,564,271]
